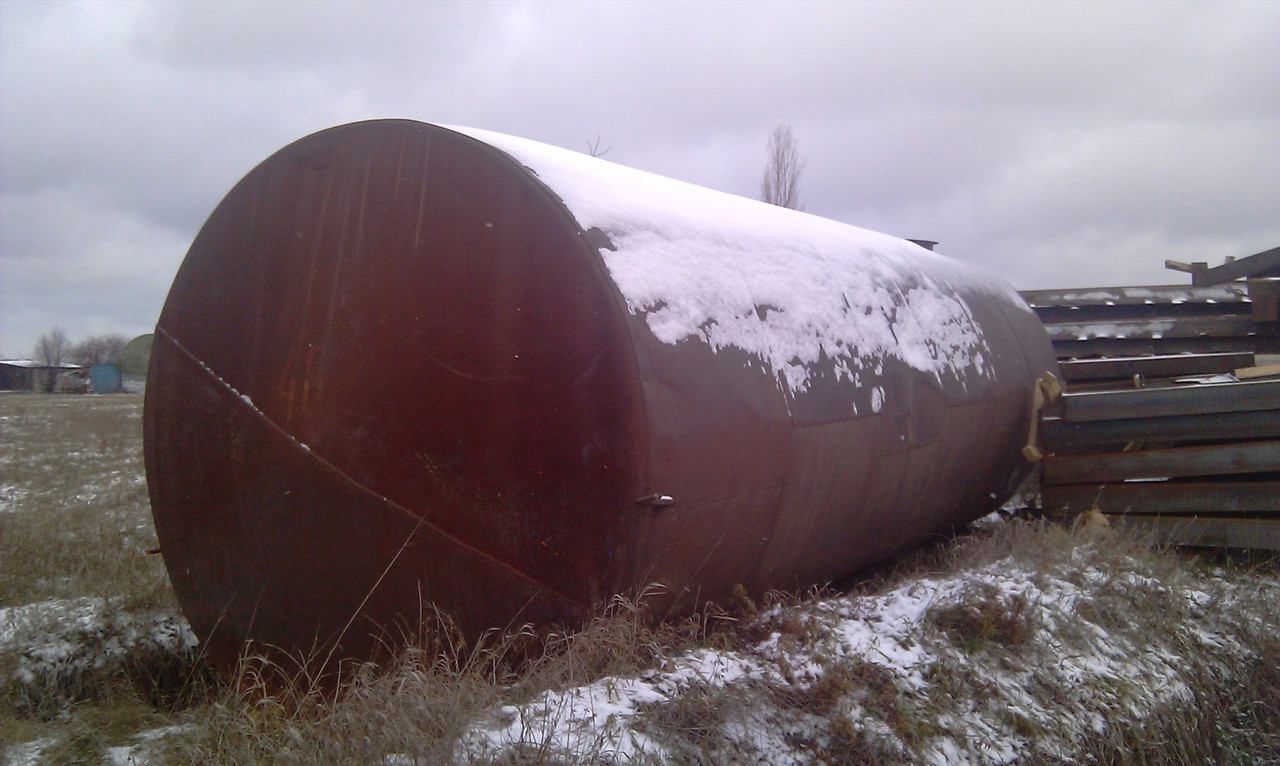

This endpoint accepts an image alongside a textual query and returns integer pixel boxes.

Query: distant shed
[0,360,82,392]
[91,363,123,393]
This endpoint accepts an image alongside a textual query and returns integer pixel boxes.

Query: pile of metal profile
[1021,247,1280,550]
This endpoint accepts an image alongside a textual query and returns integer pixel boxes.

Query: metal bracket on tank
[636,493,676,508]
[1022,372,1063,463]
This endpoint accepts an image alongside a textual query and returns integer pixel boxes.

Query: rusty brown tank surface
[145,119,1057,670]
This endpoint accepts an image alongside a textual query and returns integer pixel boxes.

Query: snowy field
[2,394,1277,765]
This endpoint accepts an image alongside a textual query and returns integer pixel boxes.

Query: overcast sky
[2,0,1277,358]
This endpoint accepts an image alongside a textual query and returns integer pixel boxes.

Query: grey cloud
[2,0,1277,355]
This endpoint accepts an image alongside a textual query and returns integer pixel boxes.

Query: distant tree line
[32,328,130,391]
[68,333,129,366]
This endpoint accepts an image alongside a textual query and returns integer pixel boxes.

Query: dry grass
[1,394,208,760]
[0,394,171,609]
[2,393,1278,764]
[938,520,1279,765]
[156,589,720,764]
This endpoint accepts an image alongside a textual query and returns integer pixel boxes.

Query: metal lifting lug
[636,493,676,507]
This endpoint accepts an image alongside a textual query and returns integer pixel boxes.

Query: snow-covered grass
[148,522,1279,765]
[0,394,209,762]
[447,521,1280,765]
[3,394,1278,765]
[1,596,203,713]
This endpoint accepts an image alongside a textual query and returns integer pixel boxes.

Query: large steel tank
[145,120,1057,670]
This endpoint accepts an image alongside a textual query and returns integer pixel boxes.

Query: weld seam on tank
[459,129,657,496]
[153,325,591,613]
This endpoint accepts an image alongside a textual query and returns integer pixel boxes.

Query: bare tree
[760,124,806,210]
[587,134,611,158]
[34,328,69,392]
[69,333,129,367]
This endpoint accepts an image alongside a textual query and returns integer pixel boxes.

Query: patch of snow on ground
[1,738,50,766]
[457,536,1278,765]
[102,725,195,766]
[461,648,772,763]
[2,725,193,766]
[0,482,26,512]
[0,597,195,691]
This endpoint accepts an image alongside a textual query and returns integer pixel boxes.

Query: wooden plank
[1235,363,1280,380]
[1059,379,1280,422]
[1108,515,1280,551]
[1042,481,1280,516]
[1042,441,1280,484]
[1057,352,1254,382]
[1042,409,1280,450]
[1019,283,1250,308]
[1043,314,1260,342]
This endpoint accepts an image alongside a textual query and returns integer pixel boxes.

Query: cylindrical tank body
[145,120,1057,670]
